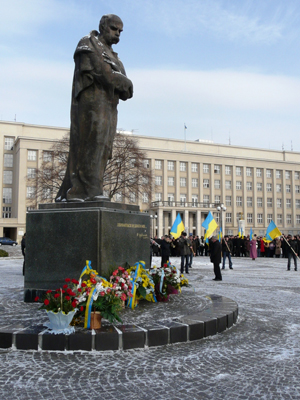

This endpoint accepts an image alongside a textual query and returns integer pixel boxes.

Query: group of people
[151,232,299,280]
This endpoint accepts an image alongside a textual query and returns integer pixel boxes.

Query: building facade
[1,120,300,242]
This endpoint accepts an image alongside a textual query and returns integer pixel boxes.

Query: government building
[1,120,300,243]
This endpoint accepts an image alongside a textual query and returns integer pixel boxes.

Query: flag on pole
[218,227,222,242]
[202,212,218,240]
[238,227,241,238]
[250,227,253,240]
[266,220,282,241]
[170,214,185,239]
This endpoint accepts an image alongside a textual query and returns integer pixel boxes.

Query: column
[158,208,163,238]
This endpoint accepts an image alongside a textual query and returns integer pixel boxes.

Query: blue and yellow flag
[218,227,222,242]
[170,214,185,239]
[250,227,253,240]
[202,212,218,240]
[266,220,281,241]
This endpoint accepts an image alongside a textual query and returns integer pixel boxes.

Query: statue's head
[99,14,123,46]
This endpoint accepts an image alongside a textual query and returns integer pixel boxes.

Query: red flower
[80,306,84,312]
[34,296,39,302]
[100,291,105,296]
[112,270,118,276]
[65,278,71,282]
[71,300,77,308]
[81,282,87,287]
[118,267,125,271]
[44,299,50,306]
[46,290,52,294]
[120,293,126,301]
[55,288,60,292]
[90,278,97,284]
[70,291,76,296]
[78,288,82,292]
[65,296,70,301]
[72,279,79,284]
[66,288,72,294]
[61,290,65,294]
[63,284,68,289]
[54,293,60,298]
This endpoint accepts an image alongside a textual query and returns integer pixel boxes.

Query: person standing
[250,234,258,260]
[275,237,281,258]
[222,236,233,269]
[21,233,26,276]
[160,235,172,267]
[178,231,191,274]
[287,235,298,271]
[210,236,222,281]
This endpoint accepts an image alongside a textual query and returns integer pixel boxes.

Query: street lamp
[150,214,157,238]
[217,203,226,237]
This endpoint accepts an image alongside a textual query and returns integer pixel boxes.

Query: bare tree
[27,133,153,207]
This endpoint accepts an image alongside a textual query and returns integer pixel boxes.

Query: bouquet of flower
[35,278,80,314]
[110,266,133,303]
[127,262,156,304]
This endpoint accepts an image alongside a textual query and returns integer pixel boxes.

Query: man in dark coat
[210,236,222,281]
[287,235,298,271]
[222,236,233,269]
[178,231,191,274]
[160,235,172,267]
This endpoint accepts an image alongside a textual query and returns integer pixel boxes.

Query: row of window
[224,213,300,225]
[154,160,300,180]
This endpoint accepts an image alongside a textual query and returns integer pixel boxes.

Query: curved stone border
[0,294,238,351]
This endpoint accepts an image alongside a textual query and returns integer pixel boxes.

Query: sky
[1,0,300,151]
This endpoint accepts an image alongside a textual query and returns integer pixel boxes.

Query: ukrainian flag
[218,227,222,242]
[250,227,253,240]
[266,220,282,241]
[170,214,185,239]
[202,212,218,240]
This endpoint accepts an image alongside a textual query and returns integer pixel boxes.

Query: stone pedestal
[24,201,150,302]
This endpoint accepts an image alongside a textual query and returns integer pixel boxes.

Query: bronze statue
[56,14,133,202]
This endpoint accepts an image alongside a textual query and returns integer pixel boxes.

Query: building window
[192,195,198,206]
[286,184,291,193]
[225,166,231,175]
[236,181,242,190]
[26,186,35,199]
[215,195,220,204]
[257,182,262,191]
[203,164,209,173]
[236,167,242,176]
[246,167,252,177]
[214,180,220,189]
[155,176,162,186]
[214,165,220,174]
[28,150,37,161]
[277,214,282,224]
[225,180,231,190]
[168,193,174,203]
[3,187,12,203]
[277,198,282,208]
[143,159,150,169]
[203,195,210,203]
[246,182,252,191]
[247,197,252,207]
[225,196,231,206]
[43,151,53,162]
[267,214,273,224]
[129,192,136,203]
[296,185,300,194]
[115,193,122,202]
[236,196,242,207]
[286,199,291,208]
[180,178,186,187]
[257,214,263,224]
[167,161,174,171]
[3,170,13,184]
[276,170,281,179]
[215,213,220,223]
[247,213,253,223]
[192,178,198,188]
[168,177,174,186]
[27,168,36,179]
[285,171,291,180]
[297,215,300,224]
[286,214,292,224]
[180,194,186,204]
[155,160,162,170]
[226,213,232,223]
[191,163,198,172]
[276,184,281,193]
[267,183,272,192]
[295,172,300,180]
[257,197,263,207]
[256,168,262,177]
[4,154,13,167]
[155,193,162,202]
[266,169,272,178]
[2,206,11,218]
[4,137,14,150]
[26,206,35,211]
[203,179,209,188]
[180,162,186,172]
[142,193,149,203]
[296,199,300,209]
[267,198,272,207]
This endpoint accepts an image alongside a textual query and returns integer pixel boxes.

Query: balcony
[150,201,218,209]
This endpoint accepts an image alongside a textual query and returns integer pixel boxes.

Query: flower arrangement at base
[110,266,133,304]
[35,278,80,334]
[126,261,156,308]
[150,262,189,302]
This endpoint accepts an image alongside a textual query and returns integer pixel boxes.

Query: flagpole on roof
[184,123,187,151]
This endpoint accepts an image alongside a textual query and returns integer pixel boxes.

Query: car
[0,237,18,246]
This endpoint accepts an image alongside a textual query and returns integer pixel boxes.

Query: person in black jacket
[210,236,222,281]
[178,231,192,274]
[287,235,298,271]
[222,236,233,269]
[21,233,26,276]
[160,235,172,267]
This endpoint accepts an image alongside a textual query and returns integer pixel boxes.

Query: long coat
[250,239,257,259]
[210,240,222,264]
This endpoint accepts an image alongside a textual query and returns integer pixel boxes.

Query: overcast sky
[1,0,300,151]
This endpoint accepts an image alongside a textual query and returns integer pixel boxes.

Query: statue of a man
[56,14,133,202]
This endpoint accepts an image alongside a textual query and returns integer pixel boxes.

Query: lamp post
[217,203,226,237]
[150,214,157,238]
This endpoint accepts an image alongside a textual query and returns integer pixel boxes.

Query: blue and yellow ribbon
[84,287,97,329]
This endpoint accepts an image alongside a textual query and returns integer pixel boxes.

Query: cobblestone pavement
[1,255,300,400]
